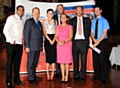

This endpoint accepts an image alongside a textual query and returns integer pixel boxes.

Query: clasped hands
[58,40,65,46]
[49,40,55,45]
[93,39,100,48]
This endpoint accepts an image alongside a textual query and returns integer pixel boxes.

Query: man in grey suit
[24,7,43,85]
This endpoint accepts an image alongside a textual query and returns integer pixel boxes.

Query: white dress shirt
[58,14,61,25]
[74,16,85,40]
[3,14,24,44]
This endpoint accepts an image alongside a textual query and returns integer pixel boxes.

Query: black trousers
[6,43,23,83]
[56,63,61,74]
[72,40,88,79]
[92,39,108,82]
[27,51,40,80]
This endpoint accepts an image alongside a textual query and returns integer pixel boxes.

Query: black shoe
[14,80,24,85]
[35,76,42,81]
[102,81,106,86]
[91,77,99,81]
[80,78,85,82]
[64,80,69,83]
[29,80,38,85]
[6,82,13,88]
[60,80,65,83]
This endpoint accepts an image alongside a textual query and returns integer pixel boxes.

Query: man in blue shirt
[91,6,110,86]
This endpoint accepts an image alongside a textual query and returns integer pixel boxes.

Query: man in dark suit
[53,4,64,25]
[69,6,91,82]
[24,7,43,85]
[53,4,64,78]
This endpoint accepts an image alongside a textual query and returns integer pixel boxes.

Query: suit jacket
[24,18,43,51]
[69,16,91,46]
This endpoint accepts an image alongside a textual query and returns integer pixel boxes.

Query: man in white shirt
[3,5,24,88]
[69,6,91,82]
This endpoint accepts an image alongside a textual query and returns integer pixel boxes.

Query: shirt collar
[15,14,21,20]
[96,16,102,20]
[58,14,60,17]
[77,16,83,20]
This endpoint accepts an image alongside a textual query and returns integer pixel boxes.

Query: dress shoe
[29,80,38,85]
[64,80,69,83]
[60,80,65,83]
[35,76,42,81]
[91,77,99,81]
[14,80,24,85]
[102,81,106,86]
[6,82,13,88]
[80,78,85,82]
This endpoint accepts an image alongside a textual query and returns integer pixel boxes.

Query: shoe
[14,80,24,85]
[60,80,65,83]
[102,81,106,86]
[29,80,38,85]
[64,80,69,83]
[91,77,99,81]
[80,78,85,82]
[35,76,42,81]
[6,82,13,88]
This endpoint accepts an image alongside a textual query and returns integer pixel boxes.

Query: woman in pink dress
[55,13,73,83]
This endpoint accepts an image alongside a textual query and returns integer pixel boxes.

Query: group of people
[3,3,110,88]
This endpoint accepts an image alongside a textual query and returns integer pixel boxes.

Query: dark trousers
[6,43,23,83]
[93,39,108,82]
[27,51,40,80]
[73,40,88,79]
[56,63,61,74]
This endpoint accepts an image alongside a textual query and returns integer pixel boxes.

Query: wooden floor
[0,42,120,88]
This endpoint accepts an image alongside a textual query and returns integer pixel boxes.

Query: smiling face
[94,7,102,17]
[76,6,83,17]
[47,10,54,19]
[60,14,67,24]
[32,8,40,19]
[57,5,64,15]
[16,7,24,17]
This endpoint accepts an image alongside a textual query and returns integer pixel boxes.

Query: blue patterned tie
[36,20,40,28]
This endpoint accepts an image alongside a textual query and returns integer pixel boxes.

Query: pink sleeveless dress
[56,25,72,64]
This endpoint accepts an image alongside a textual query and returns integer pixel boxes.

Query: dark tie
[36,20,40,28]
[95,19,99,39]
[20,17,22,20]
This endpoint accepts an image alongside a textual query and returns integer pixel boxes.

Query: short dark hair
[32,7,40,12]
[76,5,84,10]
[94,5,102,10]
[16,5,24,10]
[47,8,54,13]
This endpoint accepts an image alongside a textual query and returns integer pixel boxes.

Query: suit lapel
[82,17,85,32]
[31,18,41,30]
[74,17,77,34]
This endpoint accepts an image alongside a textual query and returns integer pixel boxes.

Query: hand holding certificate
[89,43,101,54]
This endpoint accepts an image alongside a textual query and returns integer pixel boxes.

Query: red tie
[78,17,82,35]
